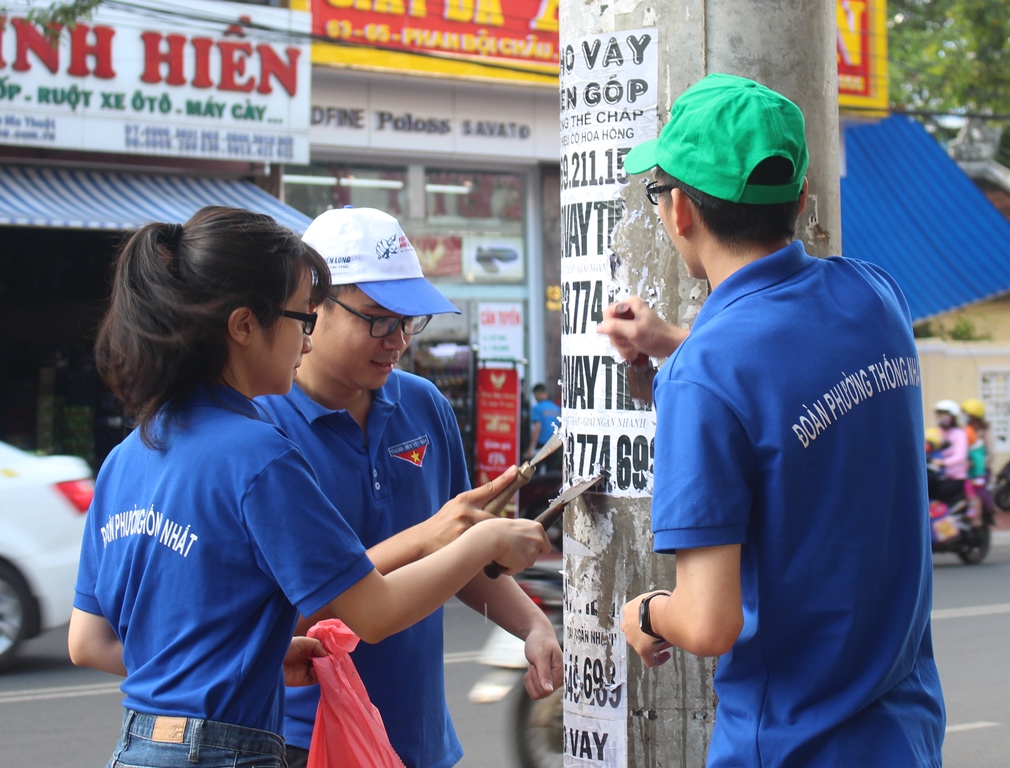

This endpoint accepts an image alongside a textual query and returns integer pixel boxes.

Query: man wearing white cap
[259,207,562,768]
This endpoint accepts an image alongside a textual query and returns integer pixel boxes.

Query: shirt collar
[692,240,815,333]
[286,370,403,424]
[186,382,261,419]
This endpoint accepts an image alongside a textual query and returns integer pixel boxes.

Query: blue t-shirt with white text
[74,385,373,735]
[651,242,944,766]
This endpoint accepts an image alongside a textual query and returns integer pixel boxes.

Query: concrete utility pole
[558,2,840,766]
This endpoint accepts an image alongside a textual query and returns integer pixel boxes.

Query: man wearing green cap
[598,74,944,766]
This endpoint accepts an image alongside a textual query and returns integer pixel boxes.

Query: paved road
[3,542,1010,767]
[0,601,517,768]
[930,542,1010,767]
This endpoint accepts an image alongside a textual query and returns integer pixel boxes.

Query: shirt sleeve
[651,378,754,553]
[73,499,104,616]
[241,446,374,618]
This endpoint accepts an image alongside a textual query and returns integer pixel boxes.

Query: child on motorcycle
[961,398,991,525]
[925,428,946,472]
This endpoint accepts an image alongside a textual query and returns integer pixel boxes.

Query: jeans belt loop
[122,709,135,751]
[188,718,203,763]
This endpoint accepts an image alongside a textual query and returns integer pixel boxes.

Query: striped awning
[0,165,312,233]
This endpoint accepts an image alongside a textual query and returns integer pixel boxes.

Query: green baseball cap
[624,73,809,204]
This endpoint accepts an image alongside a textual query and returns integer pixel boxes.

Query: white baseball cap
[302,207,459,316]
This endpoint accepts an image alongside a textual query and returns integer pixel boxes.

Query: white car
[0,440,93,669]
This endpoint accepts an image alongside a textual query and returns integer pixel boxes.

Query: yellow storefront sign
[300,0,889,111]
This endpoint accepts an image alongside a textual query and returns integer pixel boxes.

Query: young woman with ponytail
[68,207,548,768]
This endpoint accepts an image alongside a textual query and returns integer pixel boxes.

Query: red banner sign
[475,367,520,514]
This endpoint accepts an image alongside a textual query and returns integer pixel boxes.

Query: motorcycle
[991,459,1010,512]
[928,465,996,565]
[468,554,564,768]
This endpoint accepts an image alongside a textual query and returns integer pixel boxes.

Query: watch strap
[639,590,670,640]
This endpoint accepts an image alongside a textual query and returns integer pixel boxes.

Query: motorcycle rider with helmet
[931,400,968,503]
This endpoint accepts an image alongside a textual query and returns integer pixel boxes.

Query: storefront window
[424,169,525,284]
[424,170,523,224]
[282,163,407,220]
[284,164,527,285]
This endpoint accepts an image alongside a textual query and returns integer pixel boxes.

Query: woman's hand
[422,466,519,553]
[477,517,552,577]
[284,636,327,686]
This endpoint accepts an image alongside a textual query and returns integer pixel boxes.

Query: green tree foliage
[27,1,103,28]
[914,315,994,340]
[2,2,103,40]
[889,0,1010,115]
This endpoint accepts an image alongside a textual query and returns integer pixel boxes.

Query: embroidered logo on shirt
[389,435,430,467]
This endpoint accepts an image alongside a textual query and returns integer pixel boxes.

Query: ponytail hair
[95,206,330,447]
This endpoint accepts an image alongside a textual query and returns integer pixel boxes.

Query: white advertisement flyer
[558,29,658,497]
[562,571,627,767]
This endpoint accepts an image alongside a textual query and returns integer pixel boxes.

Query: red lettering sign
[1,17,300,96]
[475,367,521,515]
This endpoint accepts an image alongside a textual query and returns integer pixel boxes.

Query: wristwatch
[638,591,670,640]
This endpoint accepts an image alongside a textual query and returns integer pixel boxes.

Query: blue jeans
[107,709,287,768]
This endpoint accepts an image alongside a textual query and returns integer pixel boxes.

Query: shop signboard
[302,0,558,86]
[477,301,524,363]
[465,235,524,282]
[304,1,884,119]
[0,0,311,162]
[309,75,558,161]
[474,366,521,494]
[475,302,523,498]
[837,0,889,116]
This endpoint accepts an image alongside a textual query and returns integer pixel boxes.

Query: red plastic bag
[306,619,406,768]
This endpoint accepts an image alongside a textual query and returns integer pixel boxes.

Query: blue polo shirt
[651,242,944,766]
[74,385,373,735]
[259,370,470,768]
[531,398,561,447]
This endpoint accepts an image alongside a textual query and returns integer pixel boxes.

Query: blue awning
[841,116,1010,322]
[0,165,312,233]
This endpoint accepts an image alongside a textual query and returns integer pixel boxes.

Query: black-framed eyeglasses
[328,296,432,338]
[279,309,317,336]
[644,180,702,208]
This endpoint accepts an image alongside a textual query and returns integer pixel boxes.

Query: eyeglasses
[279,309,318,335]
[644,180,702,208]
[328,296,432,338]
